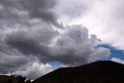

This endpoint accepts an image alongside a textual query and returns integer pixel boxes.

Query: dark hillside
[0,75,15,83]
[33,61,124,83]
[0,75,30,83]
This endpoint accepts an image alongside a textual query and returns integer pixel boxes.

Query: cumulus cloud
[5,25,58,55]
[5,24,110,66]
[56,0,124,50]
[0,0,62,28]
[0,0,111,79]
[48,25,110,65]
[0,52,37,74]
[0,0,59,78]
[0,24,110,78]
[111,57,124,64]
[12,62,53,79]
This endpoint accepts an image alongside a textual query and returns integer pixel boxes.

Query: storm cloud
[0,0,62,28]
[0,0,110,79]
[4,25,110,66]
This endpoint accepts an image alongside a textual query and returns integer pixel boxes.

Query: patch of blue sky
[49,61,62,67]
[97,44,124,60]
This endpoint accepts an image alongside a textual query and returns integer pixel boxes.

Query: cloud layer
[0,0,110,79]
[56,0,124,50]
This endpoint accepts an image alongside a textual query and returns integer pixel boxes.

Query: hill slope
[32,61,124,83]
[0,75,29,83]
[0,75,15,83]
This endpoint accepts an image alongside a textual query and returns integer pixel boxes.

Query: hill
[32,61,124,83]
[0,75,30,83]
[0,75,16,83]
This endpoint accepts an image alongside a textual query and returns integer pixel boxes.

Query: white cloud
[12,62,54,79]
[111,57,124,64]
[56,0,124,50]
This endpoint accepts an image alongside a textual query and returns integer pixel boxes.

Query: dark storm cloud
[1,24,110,78]
[47,25,110,65]
[20,0,62,28]
[0,0,110,79]
[5,25,110,66]
[0,0,59,76]
[0,52,36,73]
[6,38,46,55]
[0,0,62,28]
[5,26,58,55]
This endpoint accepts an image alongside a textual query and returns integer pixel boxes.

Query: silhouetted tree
[6,79,13,83]
[16,75,26,83]
[26,79,31,83]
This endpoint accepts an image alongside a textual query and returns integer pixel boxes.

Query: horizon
[1,60,124,79]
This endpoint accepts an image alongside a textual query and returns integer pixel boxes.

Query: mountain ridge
[0,61,124,83]
[32,61,124,83]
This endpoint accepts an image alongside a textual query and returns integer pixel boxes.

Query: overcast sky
[0,0,124,79]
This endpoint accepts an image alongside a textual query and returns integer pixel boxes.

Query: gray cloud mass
[0,0,110,79]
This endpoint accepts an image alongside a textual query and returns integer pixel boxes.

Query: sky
[0,0,124,79]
